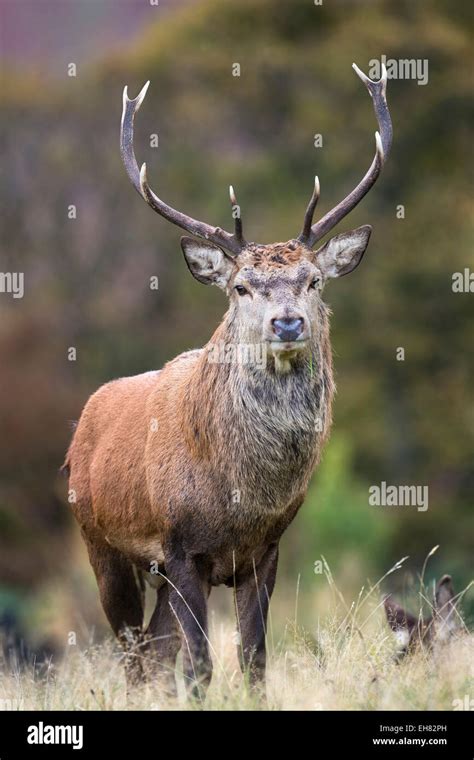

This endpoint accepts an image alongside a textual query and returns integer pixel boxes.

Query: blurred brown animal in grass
[384,575,461,657]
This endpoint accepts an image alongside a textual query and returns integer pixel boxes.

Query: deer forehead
[234,242,315,289]
[239,241,312,268]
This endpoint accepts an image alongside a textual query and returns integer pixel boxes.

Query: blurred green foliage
[0,0,472,636]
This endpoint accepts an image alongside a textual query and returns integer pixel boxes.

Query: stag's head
[121,64,392,370]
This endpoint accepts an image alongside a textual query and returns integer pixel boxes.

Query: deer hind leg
[84,536,145,685]
[143,583,181,698]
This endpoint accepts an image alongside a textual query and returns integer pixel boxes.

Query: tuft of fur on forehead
[237,241,311,270]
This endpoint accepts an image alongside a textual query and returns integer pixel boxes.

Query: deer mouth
[268,339,308,354]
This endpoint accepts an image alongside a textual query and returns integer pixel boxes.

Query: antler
[120,82,246,255]
[298,62,392,247]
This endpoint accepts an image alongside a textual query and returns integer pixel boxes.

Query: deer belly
[103,531,165,569]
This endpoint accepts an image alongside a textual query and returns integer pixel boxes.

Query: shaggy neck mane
[183,309,335,491]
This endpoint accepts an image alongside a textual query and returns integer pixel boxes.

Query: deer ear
[435,575,457,630]
[314,225,372,279]
[384,596,417,650]
[181,237,235,289]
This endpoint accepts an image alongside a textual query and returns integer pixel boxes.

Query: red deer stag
[64,64,392,699]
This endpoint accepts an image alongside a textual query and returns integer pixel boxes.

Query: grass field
[1,624,472,711]
[1,560,472,711]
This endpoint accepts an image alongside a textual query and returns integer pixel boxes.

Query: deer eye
[234,285,248,296]
[309,277,321,290]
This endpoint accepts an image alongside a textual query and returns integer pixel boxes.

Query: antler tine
[352,62,392,157]
[121,81,150,195]
[305,62,392,248]
[297,176,320,244]
[121,83,245,256]
[229,185,246,247]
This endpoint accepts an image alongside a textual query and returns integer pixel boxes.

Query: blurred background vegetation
[0,0,472,656]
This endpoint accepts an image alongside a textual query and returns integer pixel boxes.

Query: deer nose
[272,317,304,342]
